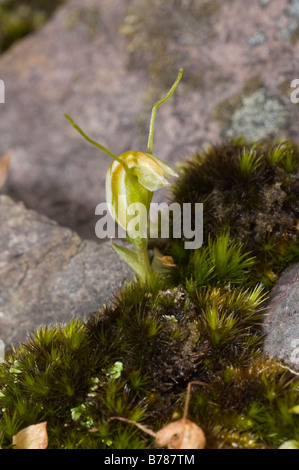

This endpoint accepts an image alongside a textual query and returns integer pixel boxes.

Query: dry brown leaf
[157,256,177,267]
[12,422,48,449]
[0,153,11,189]
[155,418,206,449]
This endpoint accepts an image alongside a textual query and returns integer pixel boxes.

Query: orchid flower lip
[105,150,178,197]
[118,150,178,177]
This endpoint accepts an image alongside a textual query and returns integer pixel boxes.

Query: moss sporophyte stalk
[65,69,183,282]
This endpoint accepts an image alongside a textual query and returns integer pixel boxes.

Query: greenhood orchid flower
[65,68,183,282]
[106,150,178,232]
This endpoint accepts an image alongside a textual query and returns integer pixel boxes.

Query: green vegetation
[0,139,298,448]
[170,139,299,289]
[0,0,64,54]
[0,271,298,449]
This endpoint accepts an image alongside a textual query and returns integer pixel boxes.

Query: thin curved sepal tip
[64,113,131,174]
[147,68,183,155]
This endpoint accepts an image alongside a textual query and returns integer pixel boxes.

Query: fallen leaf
[157,256,177,268]
[0,153,11,189]
[155,418,206,449]
[12,422,48,449]
[151,247,177,272]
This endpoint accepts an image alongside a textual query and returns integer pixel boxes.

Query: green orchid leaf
[111,241,148,281]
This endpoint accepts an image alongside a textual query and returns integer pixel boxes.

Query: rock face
[263,264,299,371]
[0,0,299,239]
[0,195,132,347]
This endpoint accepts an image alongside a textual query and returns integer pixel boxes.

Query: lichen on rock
[225,89,289,141]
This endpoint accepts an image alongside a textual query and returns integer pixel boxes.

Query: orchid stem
[130,235,152,277]
[147,68,183,155]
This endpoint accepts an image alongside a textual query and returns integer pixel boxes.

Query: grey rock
[0,0,148,242]
[263,264,299,371]
[0,195,132,347]
[1,0,299,240]
[260,0,272,6]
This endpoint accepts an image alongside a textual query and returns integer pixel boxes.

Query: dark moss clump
[170,139,299,287]
[0,0,64,54]
[0,319,149,449]
[0,250,299,448]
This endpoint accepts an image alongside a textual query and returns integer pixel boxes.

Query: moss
[0,0,64,54]
[170,139,299,288]
[0,319,149,449]
[0,244,299,449]
[0,248,298,448]
[0,136,298,448]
